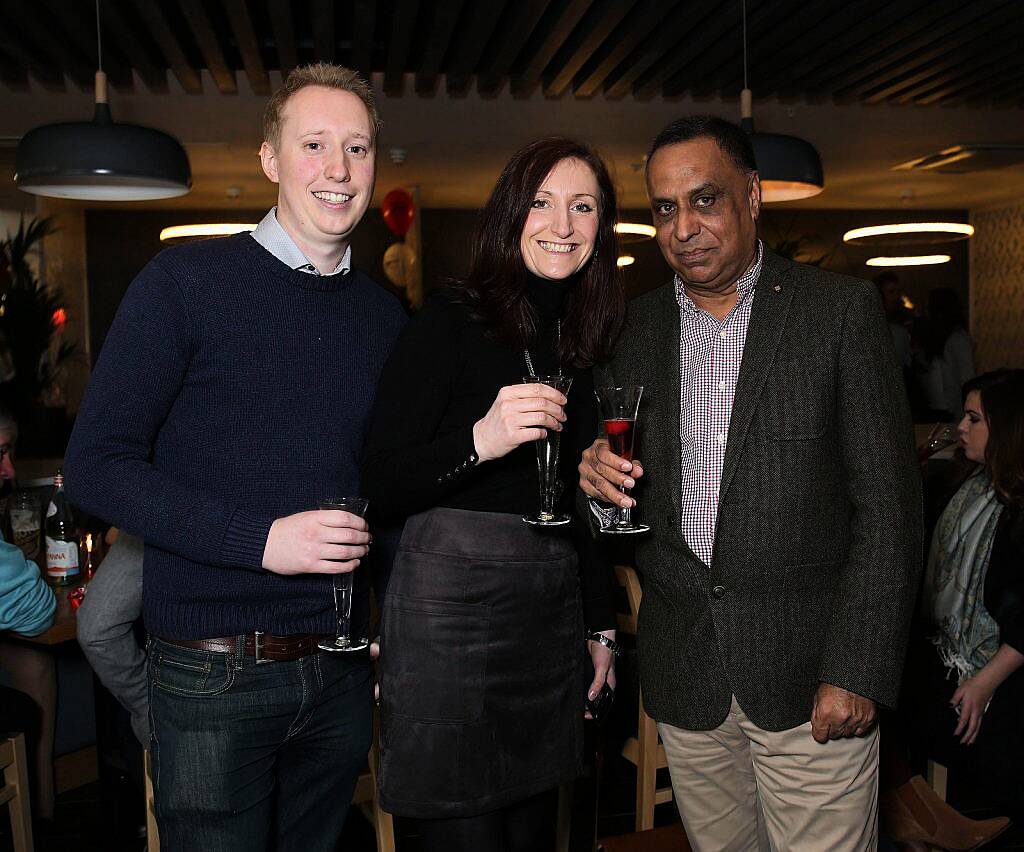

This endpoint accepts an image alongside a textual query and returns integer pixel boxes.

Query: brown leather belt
[158,633,332,663]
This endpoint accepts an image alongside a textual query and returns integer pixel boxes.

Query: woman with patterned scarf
[883,368,1024,851]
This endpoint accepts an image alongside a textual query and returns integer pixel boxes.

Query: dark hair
[873,272,899,289]
[962,369,1024,507]
[455,137,624,368]
[647,115,757,174]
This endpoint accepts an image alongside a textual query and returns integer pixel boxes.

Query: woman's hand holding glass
[472,383,567,462]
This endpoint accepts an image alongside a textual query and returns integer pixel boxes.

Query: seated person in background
[0,406,57,819]
[883,369,1024,849]
[77,531,148,745]
[0,408,53,640]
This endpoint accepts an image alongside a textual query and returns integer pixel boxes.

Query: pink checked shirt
[676,241,763,566]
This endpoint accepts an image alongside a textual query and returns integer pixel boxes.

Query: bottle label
[45,537,80,579]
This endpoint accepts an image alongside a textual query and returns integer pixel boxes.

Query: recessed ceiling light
[617,255,636,267]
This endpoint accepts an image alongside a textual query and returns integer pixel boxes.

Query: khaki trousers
[658,697,879,852]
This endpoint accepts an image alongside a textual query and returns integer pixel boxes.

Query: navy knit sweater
[64,233,406,639]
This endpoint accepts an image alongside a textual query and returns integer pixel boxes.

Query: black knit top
[362,274,615,629]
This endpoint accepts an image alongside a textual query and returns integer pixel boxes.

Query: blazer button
[712,585,726,600]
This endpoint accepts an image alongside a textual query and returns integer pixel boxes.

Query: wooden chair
[927,758,949,801]
[615,565,674,832]
[1,734,34,852]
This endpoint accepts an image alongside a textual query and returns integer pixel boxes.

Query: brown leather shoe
[881,775,1011,851]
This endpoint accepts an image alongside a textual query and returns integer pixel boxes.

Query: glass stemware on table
[595,385,650,535]
[522,374,574,527]
[317,496,371,653]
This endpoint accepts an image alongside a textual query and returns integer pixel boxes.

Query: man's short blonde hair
[263,63,381,150]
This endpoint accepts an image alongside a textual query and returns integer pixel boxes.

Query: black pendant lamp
[15,1,191,201]
[739,1,823,203]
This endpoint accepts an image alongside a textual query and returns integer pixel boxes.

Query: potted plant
[0,216,76,455]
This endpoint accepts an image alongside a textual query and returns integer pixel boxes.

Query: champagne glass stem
[618,486,632,528]
[334,572,353,645]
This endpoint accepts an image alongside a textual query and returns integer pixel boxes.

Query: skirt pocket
[382,593,490,723]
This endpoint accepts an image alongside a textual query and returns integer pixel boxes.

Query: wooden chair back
[1,734,34,852]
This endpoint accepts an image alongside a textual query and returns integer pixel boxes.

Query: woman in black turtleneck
[363,138,625,851]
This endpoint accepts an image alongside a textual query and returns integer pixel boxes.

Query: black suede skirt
[378,507,584,819]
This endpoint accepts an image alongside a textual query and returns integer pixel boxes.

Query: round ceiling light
[615,223,656,245]
[160,223,256,243]
[617,255,636,267]
[844,223,974,246]
[866,255,951,267]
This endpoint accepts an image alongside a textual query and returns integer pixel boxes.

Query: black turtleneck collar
[525,271,574,322]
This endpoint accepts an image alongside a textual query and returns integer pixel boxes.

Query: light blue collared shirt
[249,207,352,276]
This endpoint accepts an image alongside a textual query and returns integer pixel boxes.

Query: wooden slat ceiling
[0,0,1022,107]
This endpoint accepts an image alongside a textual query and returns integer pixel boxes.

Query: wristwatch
[587,631,623,657]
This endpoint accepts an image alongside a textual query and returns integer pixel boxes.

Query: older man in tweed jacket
[580,116,922,851]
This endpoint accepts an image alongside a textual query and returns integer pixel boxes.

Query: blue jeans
[147,638,372,852]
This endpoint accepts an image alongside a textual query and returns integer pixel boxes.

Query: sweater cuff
[220,510,274,571]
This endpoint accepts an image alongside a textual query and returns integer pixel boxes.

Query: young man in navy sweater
[65,64,406,852]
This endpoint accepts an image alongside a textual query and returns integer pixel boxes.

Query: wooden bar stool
[352,708,396,852]
[1,734,34,852]
[615,565,674,832]
[144,749,158,852]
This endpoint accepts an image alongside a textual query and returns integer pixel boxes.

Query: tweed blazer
[597,250,923,732]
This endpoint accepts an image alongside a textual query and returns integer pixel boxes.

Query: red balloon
[382,188,415,237]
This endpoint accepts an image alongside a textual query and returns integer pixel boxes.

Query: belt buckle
[254,631,275,665]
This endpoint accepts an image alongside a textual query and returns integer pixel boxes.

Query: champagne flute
[317,496,370,653]
[918,422,959,463]
[522,374,574,526]
[595,386,650,535]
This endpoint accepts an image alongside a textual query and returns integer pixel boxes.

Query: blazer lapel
[717,251,796,508]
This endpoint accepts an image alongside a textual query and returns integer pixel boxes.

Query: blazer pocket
[381,594,490,723]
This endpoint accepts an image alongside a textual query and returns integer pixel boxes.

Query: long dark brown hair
[454,137,625,369]
[963,369,1024,507]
